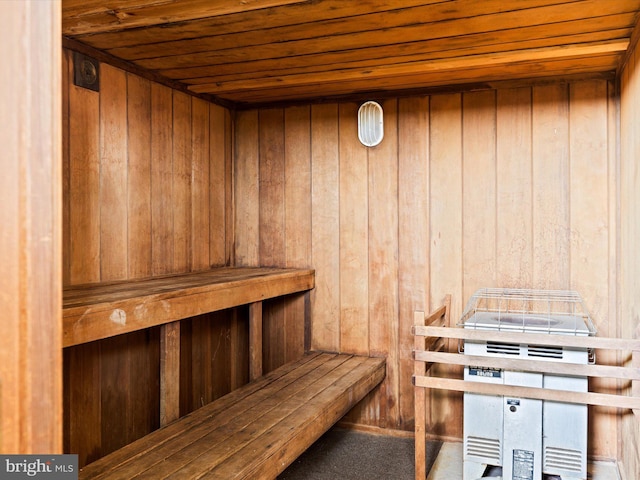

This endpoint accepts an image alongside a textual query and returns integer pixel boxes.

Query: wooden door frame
[0,0,62,453]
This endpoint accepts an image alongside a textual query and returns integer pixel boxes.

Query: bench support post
[160,321,181,426]
[249,301,263,381]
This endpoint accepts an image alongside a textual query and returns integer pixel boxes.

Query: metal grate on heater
[459,288,596,336]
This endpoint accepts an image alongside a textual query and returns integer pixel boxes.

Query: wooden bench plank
[63,267,315,346]
[79,352,326,479]
[211,356,387,480]
[109,354,354,479]
[78,353,386,480]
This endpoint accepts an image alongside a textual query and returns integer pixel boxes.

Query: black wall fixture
[73,51,100,92]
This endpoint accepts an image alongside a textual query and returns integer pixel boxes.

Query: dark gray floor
[278,427,441,480]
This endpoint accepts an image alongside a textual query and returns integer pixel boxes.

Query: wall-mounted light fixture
[358,101,383,147]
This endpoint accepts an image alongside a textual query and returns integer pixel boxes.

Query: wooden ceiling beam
[62,0,308,36]
[104,0,582,60]
[130,1,637,70]
[172,26,631,84]
[188,40,629,95]
[222,56,618,103]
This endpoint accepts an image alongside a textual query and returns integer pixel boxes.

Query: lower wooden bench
[79,352,386,480]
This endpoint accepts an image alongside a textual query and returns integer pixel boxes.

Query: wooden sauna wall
[619,42,640,480]
[235,78,619,459]
[61,49,242,466]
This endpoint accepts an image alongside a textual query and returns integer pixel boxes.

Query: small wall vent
[358,101,383,147]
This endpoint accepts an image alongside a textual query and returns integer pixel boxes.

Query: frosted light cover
[358,101,383,147]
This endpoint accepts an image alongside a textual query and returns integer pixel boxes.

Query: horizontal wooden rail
[413,305,640,417]
[413,376,640,410]
[414,350,640,381]
[413,325,640,351]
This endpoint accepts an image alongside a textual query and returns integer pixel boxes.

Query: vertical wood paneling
[63,55,234,466]
[284,106,312,361]
[69,82,100,284]
[310,104,340,351]
[532,84,570,289]
[429,93,463,437]
[100,335,131,454]
[151,83,174,276]
[172,92,192,272]
[398,96,430,429]
[234,110,260,266]
[62,50,72,287]
[339,103,369,355]
[620,42,640,480]
[569,80,616,457]
[127,73,152,279]
[238,77,620,452]
[192,98,210,271]
[100,64,128,281]
[368,99,399,428]
[462,91,497,299]
[209,104,228,266]
[496,87,533,287]
[67,345,101,465]
[259,108,286,371]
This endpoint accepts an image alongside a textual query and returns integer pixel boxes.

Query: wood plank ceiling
[62,0,640,107]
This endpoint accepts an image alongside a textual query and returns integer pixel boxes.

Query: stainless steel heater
[461,289,596,480]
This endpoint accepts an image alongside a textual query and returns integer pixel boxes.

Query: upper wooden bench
[63,266,315,347]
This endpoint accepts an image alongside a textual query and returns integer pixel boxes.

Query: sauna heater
[460,289,596,480]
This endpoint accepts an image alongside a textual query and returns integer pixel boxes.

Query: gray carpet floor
[278,427,441,480]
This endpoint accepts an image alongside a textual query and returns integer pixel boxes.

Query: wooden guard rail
[412,296,640,480]
[413,294,451,480]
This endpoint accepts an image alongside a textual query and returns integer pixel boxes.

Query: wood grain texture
[398,96,430,430]
[234,109,260,266]
[284,106,312,362]
[77,353,385,480]
[62,57,240,466]
[569,80,616,455]
[0,0,62,453]
[191,97,210,271]
[63,267,315,347]
[100,64,128,281]
[150,82,174,276]
[126,73,152,279]
[496,87,533,287]
[367,99,399,428]
[310,104,341,351]
[532,83,571,290]
[619,38,640,480]
[429,93,463,438]
[237,78,620,453]
[172,91,193,273]
[339,102,369,355]
[258,108,286,372]
[60,0,638,104]
[70,79,100,284]
[209,104,229,266]
[160,322,181,426]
